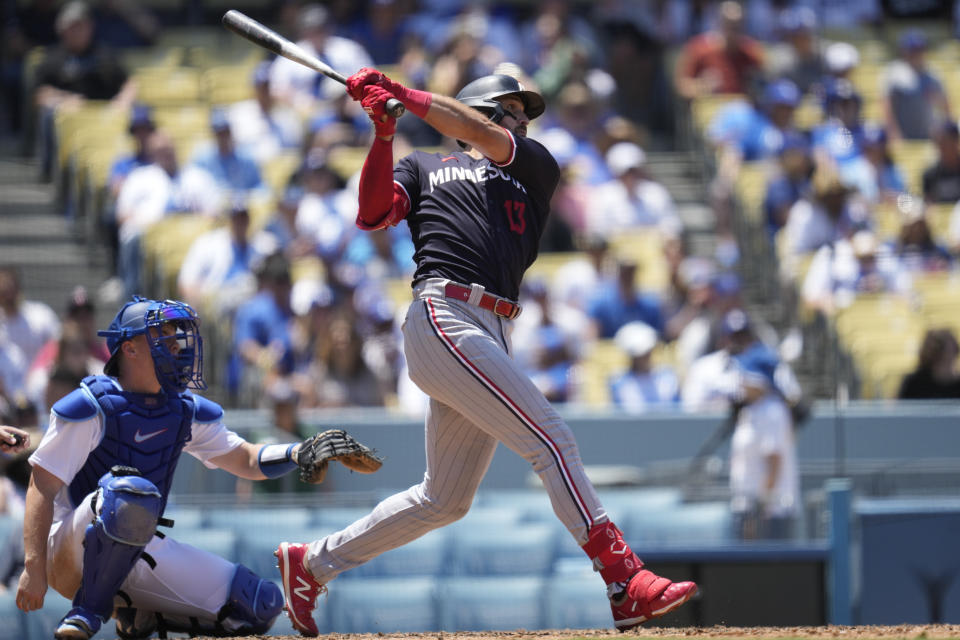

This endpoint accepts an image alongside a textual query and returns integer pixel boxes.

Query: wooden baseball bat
[221,10,406,118]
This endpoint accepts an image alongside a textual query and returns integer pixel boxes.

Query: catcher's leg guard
[121,564,283,638]
[219,563,284,633]
[58,470,161,639]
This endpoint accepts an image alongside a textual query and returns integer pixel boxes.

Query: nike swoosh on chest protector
[134,428,168,443]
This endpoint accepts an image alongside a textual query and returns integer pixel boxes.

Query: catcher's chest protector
[68,375,193,513]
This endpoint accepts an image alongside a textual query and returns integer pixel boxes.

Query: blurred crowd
[3,0,960,537]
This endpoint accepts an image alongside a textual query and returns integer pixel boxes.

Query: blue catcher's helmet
[98,296,206,393]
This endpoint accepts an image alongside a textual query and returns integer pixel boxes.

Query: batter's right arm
[17,465,63,611]
[347,68,513,163]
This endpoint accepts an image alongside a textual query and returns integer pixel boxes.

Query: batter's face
[496,96,529,137]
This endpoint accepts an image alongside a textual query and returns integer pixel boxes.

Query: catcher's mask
[99,296,206,393]
[455,74,545,124]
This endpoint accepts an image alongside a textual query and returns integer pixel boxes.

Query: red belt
[444,283,522,320]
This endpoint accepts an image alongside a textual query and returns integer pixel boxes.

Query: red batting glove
[346,67,387,101]
[362,85,396,139]
[346,67,432,119]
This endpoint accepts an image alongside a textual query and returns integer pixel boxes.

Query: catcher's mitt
[297,429,383,484]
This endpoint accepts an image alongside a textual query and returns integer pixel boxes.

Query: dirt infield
[192,626,960,640]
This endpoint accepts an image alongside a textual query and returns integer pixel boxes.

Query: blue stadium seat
[444,506,525,533]
[349,528,449,579]
[328,577,439,633]
[0,592,25,640]
[312,506,378,531]
[478,490,557,523]
[597,487,684,522]
[439,576,545,631]
[206,506,312,532]
[448,522,556,576]
[169,527,239,562]
[625,501,733,545]
[543,574,613,629]
[23,589,72,640]
[160,506,204,530]
[236,526,324,579]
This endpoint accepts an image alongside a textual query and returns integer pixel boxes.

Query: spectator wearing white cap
[587,141,679,239]
[227,61,305,165]
[802,229,911,316]
[609,321,678,412]
[823,42,860,84]
[268,3,373,116]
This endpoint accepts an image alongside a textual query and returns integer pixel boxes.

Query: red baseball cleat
[276,542,325,637]
[610,569,698,630]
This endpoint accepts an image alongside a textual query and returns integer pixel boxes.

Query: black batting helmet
[455,75,545,120]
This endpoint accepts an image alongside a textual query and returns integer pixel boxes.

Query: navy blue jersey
[394,133,560,301]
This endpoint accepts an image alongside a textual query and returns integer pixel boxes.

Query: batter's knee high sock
[581,520,643,600]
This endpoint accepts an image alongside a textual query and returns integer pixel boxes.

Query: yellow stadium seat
[734,162,768,225]
[327,146,368,181]
[141,214,220,298]
[385,278,414,309]
[204,65,258,106]
[607,229,669,293]
[261,151,301,196]
[576,339,623,407]
[690,93,744,134]
[154,105,212,136]
[525,252,582,285]
[793,97,823,131]
[290,256,324,283]
[134,67,204,107]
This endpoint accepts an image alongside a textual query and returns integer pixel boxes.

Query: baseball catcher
[11,296,381,640]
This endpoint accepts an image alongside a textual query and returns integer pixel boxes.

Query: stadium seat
[206,506,312,531]
[328,577,439,633]
[542,573,612,630]
[203,64,258,105]
[312,506,379,530]
[160,505,204,530]
[237,526,325,579]
[133,67,204,107]
[349,528,449,579]
[0,592,25,640]
[438,576,545,631]
[625,501,733,545]
[448,521,556,576]
[23,589,72,640]
[169,527,239,563]
[478,489,557,522]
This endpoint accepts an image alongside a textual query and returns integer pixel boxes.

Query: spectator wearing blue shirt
[763,131,813,238]
[107,104,155,199]
[230,252,295,402]
[587,258,663,339]
[708,78,802,163]
[811,79,865,166]
[609,321,678,412]
[839,123,906,204]
[190,108,266,195]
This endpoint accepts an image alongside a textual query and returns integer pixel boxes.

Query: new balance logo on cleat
[275,542,324,637]
[294,576,315,601]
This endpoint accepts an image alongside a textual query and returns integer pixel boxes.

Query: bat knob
[386,98,406,119]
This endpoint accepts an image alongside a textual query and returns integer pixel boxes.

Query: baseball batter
[11,296,377,640]
[275,69,698,636]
